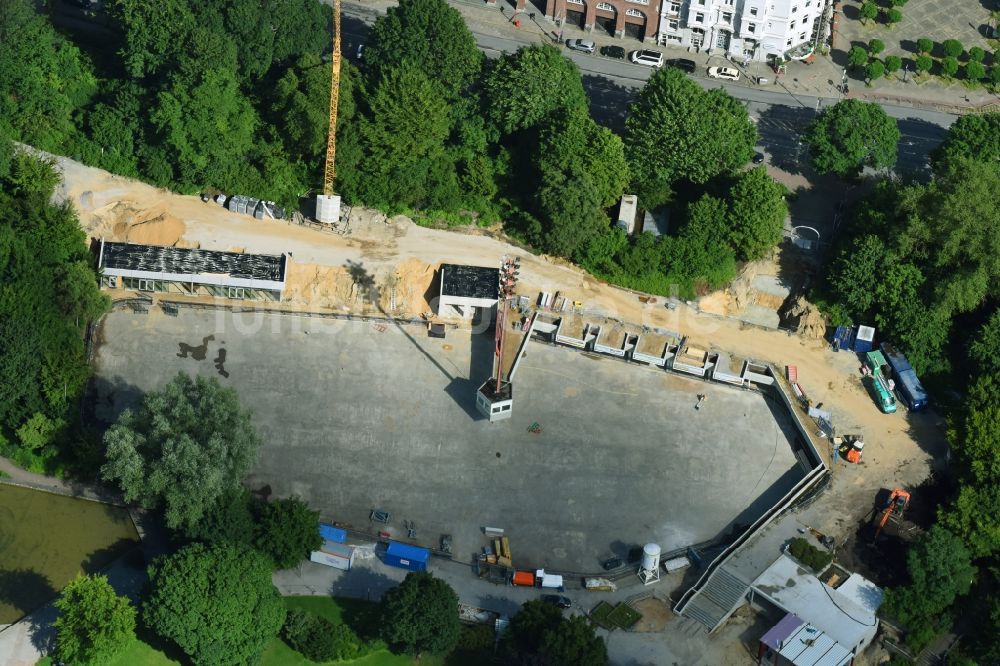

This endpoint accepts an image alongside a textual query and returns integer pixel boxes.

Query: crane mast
[315,0,342,223]
[323,0,342,196]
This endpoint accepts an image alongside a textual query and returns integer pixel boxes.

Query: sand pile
[88,201,186,246]
[782,295,827,340]
[698,291,732,316]
[282,261,353,309]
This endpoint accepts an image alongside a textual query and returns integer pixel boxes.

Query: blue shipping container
[319,524,347,544]
[833,326,854,352]
[383,542,430,572]
[896,369,929,412]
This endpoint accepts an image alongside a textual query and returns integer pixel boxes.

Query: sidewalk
[350,0,998,115]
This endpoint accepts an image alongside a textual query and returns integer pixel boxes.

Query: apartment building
[658,0,831,60]
[544,0,661,42]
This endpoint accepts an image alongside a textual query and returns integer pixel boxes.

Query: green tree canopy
[805,99,900,177]
[54,574,136,665]
[380,572,461,656]
[254,496,323,569]
[364,0,481,100]
[917,37,933,54]
[505,600,608,666]
[725,166,787,261]
[848,45,869,68]
[866,60,885,81]
[625,67,757,207]
[869,39,885,54]
[915,55,933,73]
[941,56,959,78]
[143,542,285,665]
[100,373,262,532]
[884,55,902,74]
[935,113,1000,166]
[942,39,963,58]
[969,310,1000,376]
[0,0,96,149]
[482,44,588,136]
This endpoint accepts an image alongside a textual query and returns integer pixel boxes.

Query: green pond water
[0,483,139,624]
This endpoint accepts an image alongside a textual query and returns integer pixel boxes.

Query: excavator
[873,488,911,542]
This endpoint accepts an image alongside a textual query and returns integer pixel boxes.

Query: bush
[942,39,963,58]
[969,47,985,63]
[866,60,886,82]
[886,8,902,23]
[915,55,933,73]
[885,55,902,75]
[941,56,959,78]
[966,61,986,82]
[788,538,833,571]
[869,39,885,55]
[917,38,933,55]
[282,609,370,662]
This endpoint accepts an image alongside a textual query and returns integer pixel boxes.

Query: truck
[864,350,898,414]
[879,343,929,412]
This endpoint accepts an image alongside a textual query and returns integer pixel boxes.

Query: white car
[707,66,741,82]
[630,50,664,68]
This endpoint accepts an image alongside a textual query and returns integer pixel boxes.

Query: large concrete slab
[93,309,805,571]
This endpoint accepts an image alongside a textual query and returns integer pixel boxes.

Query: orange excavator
[873,488,911,542]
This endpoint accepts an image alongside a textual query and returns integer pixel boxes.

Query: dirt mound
[781,295,827,339]
[89,201,186,246]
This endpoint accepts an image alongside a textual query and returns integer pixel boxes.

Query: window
[597,2,614,10]
[792,5,798,12]
[103,275,118,288]
[790,20,795,28]
[786,38,792,46]
[567,0,583,5]
[668,1,680,11]
[697,0,706,5]
[746,22,756,33]
[626,7,644,16]
[228,287,246,300]
[799,32,806,40]
[749,6,758,15]
[138,279,154,292]
[722,12,732,22]
[627,0,649,4]
[668,18,679,29]
[695,12,704,21]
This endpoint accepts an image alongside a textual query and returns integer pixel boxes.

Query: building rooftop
[439,264,499,300]
[761,614,853,666]
[100,241,285,282]
[752,554,880,652]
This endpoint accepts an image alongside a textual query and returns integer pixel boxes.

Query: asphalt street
[340,1,953,175]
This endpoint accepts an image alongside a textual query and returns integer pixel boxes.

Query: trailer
[864,350,898,414]
[879,342,929,411]
[382,542,429,572]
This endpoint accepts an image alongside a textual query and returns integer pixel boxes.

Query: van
[630,50,664,68]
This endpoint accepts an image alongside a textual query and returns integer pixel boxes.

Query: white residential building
[657,0,831,62]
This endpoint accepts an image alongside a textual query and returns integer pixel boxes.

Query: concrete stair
[678,567,750,631]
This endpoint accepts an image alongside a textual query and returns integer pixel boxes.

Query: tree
[991,66,1000,86]
[885,55,902,75]
[269,54,333,160]
[282,609,368,662]
[915,55,933,73]
[364,0,481,100]
[665,195,738,289]
[886,8,902,23]
[505,600,608,666]
[969,311,1000,376]
[965,61,986,82]
[101,373,262,532]
[725,166,787,261]
[869,39,885,55]
[866,60,885,82]
[143,543,285,666]
[380,572,460,656]
[482,44,588,136]
[861,1,878,22]
[805,99,900,177]
[625,67,756,207]
[941,56,959,78]
[181,487,257,545]
[254,497,323,569]
[54,574,136,665]
[942,39,963,59]
[829,234,888,314]
[848,45,869,69]
[969,46,986,63]
[883,526,976,627]
[917,37,933,55]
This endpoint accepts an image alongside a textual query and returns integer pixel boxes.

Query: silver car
[566,39,596,54]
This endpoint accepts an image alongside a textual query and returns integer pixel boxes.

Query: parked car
[541,594,572,609]
[566,39,596,54]
[600,45,626,60]
[630,49,664,67]
[707,66,741,81]
[752,152,766,164]
[602,556,623,570]
[664,58,696,73]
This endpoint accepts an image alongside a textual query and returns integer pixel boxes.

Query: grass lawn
[38,597,444,666]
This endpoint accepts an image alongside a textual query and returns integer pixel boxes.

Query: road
[340,1,953,174]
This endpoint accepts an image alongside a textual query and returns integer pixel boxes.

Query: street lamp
[840,67,848,97]
[902,64,909,83]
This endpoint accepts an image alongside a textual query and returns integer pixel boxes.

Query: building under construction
[97,239,287,302]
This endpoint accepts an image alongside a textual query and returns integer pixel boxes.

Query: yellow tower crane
[315,0,342,224]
